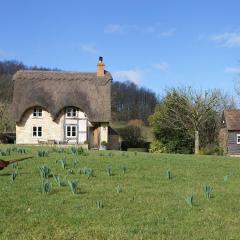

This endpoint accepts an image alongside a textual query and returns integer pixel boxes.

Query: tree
[149,88,232,154]
[111,81,158,123]
[0,102,14,132]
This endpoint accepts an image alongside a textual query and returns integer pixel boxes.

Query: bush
[118,126,144,148]
[101,141,107,147]
[149,140,167,153]
[200,144,221,155]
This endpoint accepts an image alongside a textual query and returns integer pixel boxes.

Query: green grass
[0,145,240,239]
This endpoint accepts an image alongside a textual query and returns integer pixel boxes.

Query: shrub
[101,141,107,147]
[118,126,144,148]
[128,119,144,127]
[149,140,167,153]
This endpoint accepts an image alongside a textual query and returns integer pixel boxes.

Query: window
[237,134,240,144]
[33,108,42,117]
[33,126,42,137]
[66,108,77,118]
[66,125,77,137]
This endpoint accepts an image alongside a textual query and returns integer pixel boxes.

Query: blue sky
[1,0,240,96]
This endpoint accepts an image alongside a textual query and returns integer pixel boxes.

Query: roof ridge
[16,70,97,74]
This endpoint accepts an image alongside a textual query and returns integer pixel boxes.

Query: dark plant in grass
[116,184,122,193]
[108,152,113,157]
[41,180,51,194]
[80,167,95,179]
[0,149,10,156]
[39,165,51,179]
[99,152,104,157]
[96,200,103,208]
[203,184,213,199]
[70,147,78,155]
[17,147,27,154]
[134,151,137,156]
[53,175,64,187]
[11,172,17,182]
[12,163,18,169]
[166,169,172,180]
[38,150,49,157]
[54,147,65,154]
[121,165,127,174]
[185,195,193,207]
[60,158,67,169]
[73,158,78,168]
[86,168,94,179]
[107,165,112,176]
[68,180,78,194]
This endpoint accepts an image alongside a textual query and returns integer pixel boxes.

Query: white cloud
[154,62,170,72]
[225,67,240,74]
[112,69,143,84]
[104,24,138,34]
[104,23,176,38]
[159,28,176,37]
[210,31,240,48]
[144,26,157,33]
[80,43,99,55]
[104,24,124,33]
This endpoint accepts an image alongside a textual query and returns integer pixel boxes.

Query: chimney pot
[97,56,105,77]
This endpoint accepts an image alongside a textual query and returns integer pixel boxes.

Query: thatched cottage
[219,109,240,155]
[12,57,117,149]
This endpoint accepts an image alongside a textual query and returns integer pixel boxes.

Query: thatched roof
[12,70,112,123]
[223,109,240,130]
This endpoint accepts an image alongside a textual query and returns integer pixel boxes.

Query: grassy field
[0,146,240,239]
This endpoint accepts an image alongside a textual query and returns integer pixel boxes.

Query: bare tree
[156,88,223,154]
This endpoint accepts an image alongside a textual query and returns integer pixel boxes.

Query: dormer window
[66,107,77,118]
[33,108,42,118]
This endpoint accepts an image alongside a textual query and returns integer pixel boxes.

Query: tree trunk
[195,130,200,154]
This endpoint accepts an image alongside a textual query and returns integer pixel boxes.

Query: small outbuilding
[219,109,240,155]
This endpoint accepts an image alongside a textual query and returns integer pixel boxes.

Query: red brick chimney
[97,56,105,77]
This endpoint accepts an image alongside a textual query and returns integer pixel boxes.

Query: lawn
[0,146,240,239]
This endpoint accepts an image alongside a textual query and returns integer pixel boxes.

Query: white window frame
[237,134,240,144]
[66,107,77,118]
[33,108,42,118]
[66,125,77,138]
[33,126,42,137]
